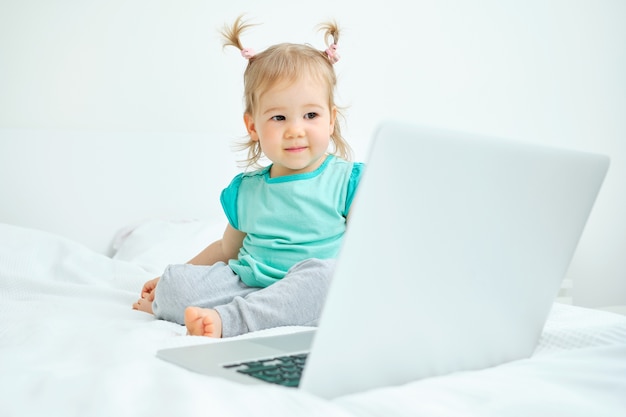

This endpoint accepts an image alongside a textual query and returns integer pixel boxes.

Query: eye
[304,112,318,120]
[271,115,286,121]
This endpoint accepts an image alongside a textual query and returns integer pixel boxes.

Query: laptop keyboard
[223,353,308,387]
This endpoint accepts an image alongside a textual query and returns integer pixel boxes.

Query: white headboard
[0,129,239,255]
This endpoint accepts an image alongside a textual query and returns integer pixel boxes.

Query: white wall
[1,0,624,308]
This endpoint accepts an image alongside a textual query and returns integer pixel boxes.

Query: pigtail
[318,20,340,47]
[221,14,257,60]
[317,20,341,64]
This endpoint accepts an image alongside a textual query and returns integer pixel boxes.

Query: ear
[329,106,337,135]
[243,113,259,141]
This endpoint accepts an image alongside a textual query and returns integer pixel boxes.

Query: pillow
[112,217,226,275]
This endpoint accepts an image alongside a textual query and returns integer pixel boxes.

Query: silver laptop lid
[300,121,609,398]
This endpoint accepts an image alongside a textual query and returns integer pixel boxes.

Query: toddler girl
[133,15,363,338]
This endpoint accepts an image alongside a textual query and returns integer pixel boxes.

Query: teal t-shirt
[220,155,363,287]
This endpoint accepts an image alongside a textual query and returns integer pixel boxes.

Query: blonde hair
[221,15,352,169]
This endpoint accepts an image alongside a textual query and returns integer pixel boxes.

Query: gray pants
[152,258,335,337]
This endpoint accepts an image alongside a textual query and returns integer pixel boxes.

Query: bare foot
[185,306,222,338]
[132,298,154,314]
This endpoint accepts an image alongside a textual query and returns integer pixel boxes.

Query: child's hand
[141,277,160,301]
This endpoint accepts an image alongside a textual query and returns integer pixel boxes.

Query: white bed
[1,218,626,417]
[1,128,626,416]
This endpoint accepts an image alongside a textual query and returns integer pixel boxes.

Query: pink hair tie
[325,44,340,64]
[241,48,255,60]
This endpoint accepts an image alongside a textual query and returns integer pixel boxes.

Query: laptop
[157,121,610,399]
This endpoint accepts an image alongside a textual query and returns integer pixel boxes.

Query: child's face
[244,76,336,178]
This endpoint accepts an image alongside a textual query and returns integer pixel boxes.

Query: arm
[136,224,245,305]
[186,224,246,265]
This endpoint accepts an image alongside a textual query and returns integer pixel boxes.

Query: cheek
[256,128,280,149]
[257,124,274,140]
[253,123,271,141]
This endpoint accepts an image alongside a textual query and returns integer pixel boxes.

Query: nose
[284,120,305,139]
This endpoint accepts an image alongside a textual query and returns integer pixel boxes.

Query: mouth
[285,146,308,153]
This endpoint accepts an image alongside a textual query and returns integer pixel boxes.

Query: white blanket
[1,222,625,417]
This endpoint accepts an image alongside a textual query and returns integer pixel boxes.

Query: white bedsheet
[1,222,625,417]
